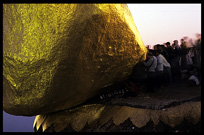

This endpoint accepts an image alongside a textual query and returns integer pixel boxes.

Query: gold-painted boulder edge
[33,101,201,132]
[3,4,147,116]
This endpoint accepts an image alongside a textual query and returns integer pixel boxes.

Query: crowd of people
[143,35,201,93]
[99,34,201,99]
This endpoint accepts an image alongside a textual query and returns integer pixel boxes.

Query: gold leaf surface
[3,4,147,116]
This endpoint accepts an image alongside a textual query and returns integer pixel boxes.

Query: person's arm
[144,57,153,66]
[157,55,162,65]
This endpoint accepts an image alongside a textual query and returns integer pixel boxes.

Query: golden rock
[3,4,147,116]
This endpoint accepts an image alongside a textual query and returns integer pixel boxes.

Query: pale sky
[127,4,201,48]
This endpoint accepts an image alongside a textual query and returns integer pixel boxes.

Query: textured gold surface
[3,4,147,116]
[33,102,201,132]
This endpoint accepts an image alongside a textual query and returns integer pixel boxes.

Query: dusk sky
[3,3,201,132]
[128,4,201,48]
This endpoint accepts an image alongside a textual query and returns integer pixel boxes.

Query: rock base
[34,101,201,132]
[41,119,201,132]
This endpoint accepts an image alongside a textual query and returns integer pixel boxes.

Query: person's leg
[156,71,162,89]
[146,73,151,92]
[151,72,157,92]
[147,72,156,92]
[167,67,173,82]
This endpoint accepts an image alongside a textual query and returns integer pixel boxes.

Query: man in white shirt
[156,51,171,72]
[144,52,157,72]
[144,52,157,92]
[155,50,172,86]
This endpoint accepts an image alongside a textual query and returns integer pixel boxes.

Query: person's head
[151,50,156,56]
[173,40,178,45]
[153,45,158,50]
[181,41,187,48]
[156,44,162,51]
[180,38,184,44]
[155,50,161,56]
[166,42,170,47]
[146,52,153,59]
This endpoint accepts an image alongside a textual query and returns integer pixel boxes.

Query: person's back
[180,42,188,70]
[166,42,174,63]
[160,54,171,68]
[173,40,180,54]
[144,55,157,72]
[155,50,172,86]
[156,53,170,72]
[151,56,157,72]
[180,42,188,55]
[195,39,201,67]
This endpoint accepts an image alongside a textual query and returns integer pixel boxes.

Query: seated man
[155,50,172,87]
[144,52,157,92]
